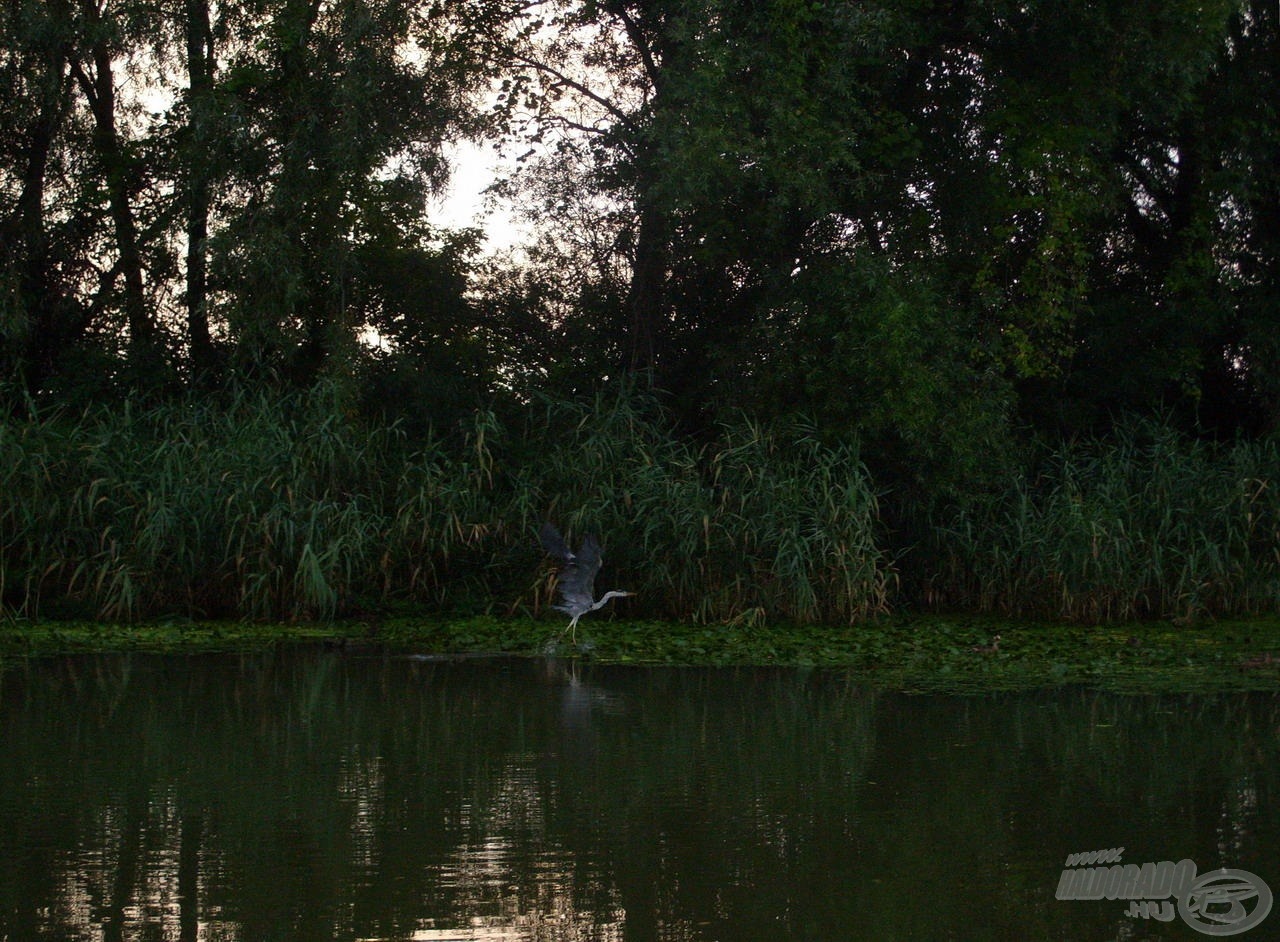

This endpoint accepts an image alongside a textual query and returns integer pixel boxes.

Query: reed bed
[508,394,893,624]
[929,419,1280,621]
[2,389,1276,625]
[0,385,894,624]
[1,387,405,620]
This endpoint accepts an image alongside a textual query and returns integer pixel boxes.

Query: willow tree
[197,0,497,385]
[933,0,1268,436]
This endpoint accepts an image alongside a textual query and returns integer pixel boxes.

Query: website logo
[1056,849,1272,936]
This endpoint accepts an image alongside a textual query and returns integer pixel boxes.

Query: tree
[70,0,165,380]
[205,0,494,385]
[1,0,500,402]
[479,0,1280,492]
[0,0,84,400]
[1197,0,1280,432]
[481,0,1010,461]
[902,0,1263,435]
[182,0,217,378]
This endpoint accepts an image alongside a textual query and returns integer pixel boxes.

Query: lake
[1,648,1276,940]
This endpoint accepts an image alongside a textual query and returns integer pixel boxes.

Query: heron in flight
[539,522,634,644]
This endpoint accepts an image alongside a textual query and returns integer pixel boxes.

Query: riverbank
[4,615,1280,694]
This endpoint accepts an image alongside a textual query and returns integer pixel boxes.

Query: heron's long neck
[592,591,627,611]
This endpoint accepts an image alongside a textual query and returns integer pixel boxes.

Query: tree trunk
[184,0,216,378]
[3,5,81,397]
[12,80,63,392]
[626,195,665,375]
[73,2,160,377]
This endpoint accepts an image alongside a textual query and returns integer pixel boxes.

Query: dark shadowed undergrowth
[927,419,1280,622]
[1,388,1277,625]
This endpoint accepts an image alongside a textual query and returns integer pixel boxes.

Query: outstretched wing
[539,523,601,612]
[539,522,573,562]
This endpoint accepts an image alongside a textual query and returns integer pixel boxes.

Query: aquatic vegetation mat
[5,615,1280,695]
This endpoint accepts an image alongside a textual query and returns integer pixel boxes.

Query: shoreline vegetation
[4,615,1280,695]
[2,384,1279,636]
[3,383,1280,695]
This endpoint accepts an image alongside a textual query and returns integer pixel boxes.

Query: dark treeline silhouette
[1,1,1278,623]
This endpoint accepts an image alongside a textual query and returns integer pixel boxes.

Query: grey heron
[539,522,634,644]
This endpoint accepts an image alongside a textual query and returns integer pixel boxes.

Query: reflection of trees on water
[1218,776,1260,862]
[1028,690,1274,867]
[0,653,1277,941]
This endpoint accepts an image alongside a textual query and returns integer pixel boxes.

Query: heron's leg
[557,614,580,646]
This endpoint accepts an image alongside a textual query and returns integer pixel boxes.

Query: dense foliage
[1,0,1277,623]
[0,385,893,622]
[1,386,1277,623]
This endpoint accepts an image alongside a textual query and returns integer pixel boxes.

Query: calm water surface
[1,649,1278,941]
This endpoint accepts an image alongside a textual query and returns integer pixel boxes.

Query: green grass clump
[2,385,400,621]
[929,418,1280,622]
